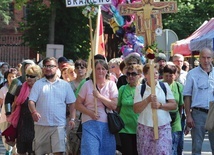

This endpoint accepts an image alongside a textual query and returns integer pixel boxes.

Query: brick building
[0,2,37,67]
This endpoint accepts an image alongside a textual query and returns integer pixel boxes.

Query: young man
[28,57,76,155]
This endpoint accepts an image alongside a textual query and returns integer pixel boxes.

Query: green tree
[0,0,12,25]
[163,0,214,39]
[19,0,91,60]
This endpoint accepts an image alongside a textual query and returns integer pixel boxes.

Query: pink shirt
[78,80,118,123]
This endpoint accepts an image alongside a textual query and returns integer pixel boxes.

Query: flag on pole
[87,8,105,76]
[97,15,105,56]
[93,14,105,56]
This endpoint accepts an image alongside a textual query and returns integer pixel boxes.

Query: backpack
[140,81,166,97]
[140,81,179,125]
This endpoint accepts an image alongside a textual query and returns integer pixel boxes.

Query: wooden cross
[119,0,177,140]
[119,0,177,46]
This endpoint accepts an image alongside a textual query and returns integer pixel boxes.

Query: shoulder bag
[205,101,214,131]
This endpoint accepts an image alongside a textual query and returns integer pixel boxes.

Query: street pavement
[183,133,212,155]
[0,134,212,155]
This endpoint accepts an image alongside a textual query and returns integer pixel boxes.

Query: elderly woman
[117,64,143,155]
[133,63,176,155]
[8,65,42,155]
[75,59,118,155]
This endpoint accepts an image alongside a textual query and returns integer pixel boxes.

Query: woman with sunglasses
[133,63,177,155]
[67,59,87,155]
[117,64,143,155]
[7,65,42,155]
[70,59,87,93]
[0,68,18,155]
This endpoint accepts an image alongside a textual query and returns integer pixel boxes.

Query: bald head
[200,47,213,57]
[199,47,213,72]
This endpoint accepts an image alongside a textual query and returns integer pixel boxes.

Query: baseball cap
[156,53,167,62]
[58,57,68,63]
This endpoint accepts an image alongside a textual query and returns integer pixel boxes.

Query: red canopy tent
[171,18,214,56]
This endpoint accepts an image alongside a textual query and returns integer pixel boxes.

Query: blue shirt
[183,66,214,109]
[29,77,76,126]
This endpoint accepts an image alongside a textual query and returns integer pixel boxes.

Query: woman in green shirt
[163,64,184,155]
[117,64,143,155]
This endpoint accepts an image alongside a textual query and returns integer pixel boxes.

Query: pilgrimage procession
[0,0,214,154]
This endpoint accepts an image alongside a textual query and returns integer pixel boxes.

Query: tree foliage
[0,0,13,25]
[19,0,91,61]
[17,0,214,60]
[163,0,214,39]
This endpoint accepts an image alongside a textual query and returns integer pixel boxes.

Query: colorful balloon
[109,5,124,26]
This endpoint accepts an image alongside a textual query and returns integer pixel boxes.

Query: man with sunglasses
[28,57,76,155]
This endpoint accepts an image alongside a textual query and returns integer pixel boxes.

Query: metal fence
[0,34,30,67]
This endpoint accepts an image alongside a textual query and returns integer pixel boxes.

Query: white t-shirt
[134,82,174,127]
[0,85,8,123]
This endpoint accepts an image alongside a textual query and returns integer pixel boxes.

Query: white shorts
[33,125,66,154]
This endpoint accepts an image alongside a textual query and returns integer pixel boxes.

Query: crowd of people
[0,47,213,155]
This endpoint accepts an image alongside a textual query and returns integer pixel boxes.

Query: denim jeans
[172,131,181,155]
[191,109,214,155]
[177,113,185,155]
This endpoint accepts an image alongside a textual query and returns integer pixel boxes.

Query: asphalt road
[0,134,212,155]
[183,133,212,155]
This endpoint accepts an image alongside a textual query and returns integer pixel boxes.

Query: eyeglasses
[126,72,139,77]
[26,74,36,78]
[109,66,116,69]
[128,62,137,66]
[76,66,85,70]
[43,65,57,69]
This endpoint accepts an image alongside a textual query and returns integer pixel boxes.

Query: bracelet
[70,118,75,122]
[31,111,37,115]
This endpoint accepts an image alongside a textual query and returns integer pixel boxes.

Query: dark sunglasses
[75,66,85,69]
[75,63,86,68]
[126,72,139,77]
[26,74,36,78]
[128,62,137,66]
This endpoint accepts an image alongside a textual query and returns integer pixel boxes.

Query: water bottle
[5,103,11,115]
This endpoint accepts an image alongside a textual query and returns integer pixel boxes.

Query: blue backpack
[140,81,167,97]
[140,81,177,125]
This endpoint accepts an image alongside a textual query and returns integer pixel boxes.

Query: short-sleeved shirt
[78,79,118,124]
[118,84,139,134]
[134,81,174,127]
[29,77,76,126]
[169,81,184,132]
[0,84,8,123]
[183,66,214,109]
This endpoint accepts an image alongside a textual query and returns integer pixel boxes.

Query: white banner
[66,0,111,7]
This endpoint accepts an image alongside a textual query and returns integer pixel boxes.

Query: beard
[45,73,55,79]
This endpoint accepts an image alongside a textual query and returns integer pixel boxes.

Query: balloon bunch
[102,2,146,64]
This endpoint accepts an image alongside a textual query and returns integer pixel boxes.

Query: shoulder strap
[176,82,182,102]
[140,83,146,97]
[159,81,167,97]
[175,82,180,94]
[141,81,167,98]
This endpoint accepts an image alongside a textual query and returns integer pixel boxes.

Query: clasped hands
[147,94,162,109]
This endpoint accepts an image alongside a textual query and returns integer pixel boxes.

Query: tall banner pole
[90,6,101,115]
[149,59,158,139]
